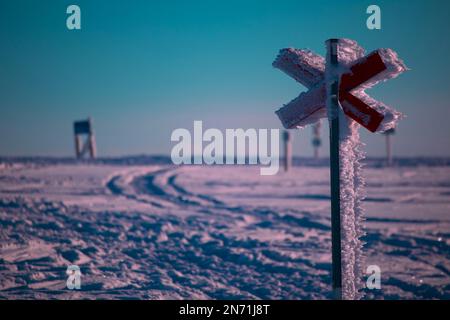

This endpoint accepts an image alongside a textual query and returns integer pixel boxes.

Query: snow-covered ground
[0,161,449,299]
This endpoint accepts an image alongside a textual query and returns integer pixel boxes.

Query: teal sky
[1,0,449,157]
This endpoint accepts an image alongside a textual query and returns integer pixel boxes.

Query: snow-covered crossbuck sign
[272,39,407,299]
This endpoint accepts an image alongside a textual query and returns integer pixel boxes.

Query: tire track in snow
[104,167,334,298]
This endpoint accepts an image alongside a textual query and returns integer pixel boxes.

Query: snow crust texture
[0,162,449,300]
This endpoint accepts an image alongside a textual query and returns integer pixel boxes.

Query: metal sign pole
[327,39,342,300]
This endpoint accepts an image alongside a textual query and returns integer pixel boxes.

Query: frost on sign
[273,43,407,133]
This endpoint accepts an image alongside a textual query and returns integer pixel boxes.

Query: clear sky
[1,0,449,157]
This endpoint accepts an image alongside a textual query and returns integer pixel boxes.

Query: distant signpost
[272,39,407,299]
[282,130,292,172]
[73,118,96,159]
[384,128,395,166]
[312,122,321,159]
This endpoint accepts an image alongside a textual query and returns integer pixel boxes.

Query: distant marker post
[384,128,395,166]
[283,130,292,172]
[312,122,322,159]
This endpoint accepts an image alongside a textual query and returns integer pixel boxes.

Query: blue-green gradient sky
[1,0,449,157]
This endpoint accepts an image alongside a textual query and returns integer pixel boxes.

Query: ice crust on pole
[332,39,408,299]
[328,38,366,300]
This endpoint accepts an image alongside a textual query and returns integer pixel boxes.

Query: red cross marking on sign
[273,44,406,133]
[339,52,387,132]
